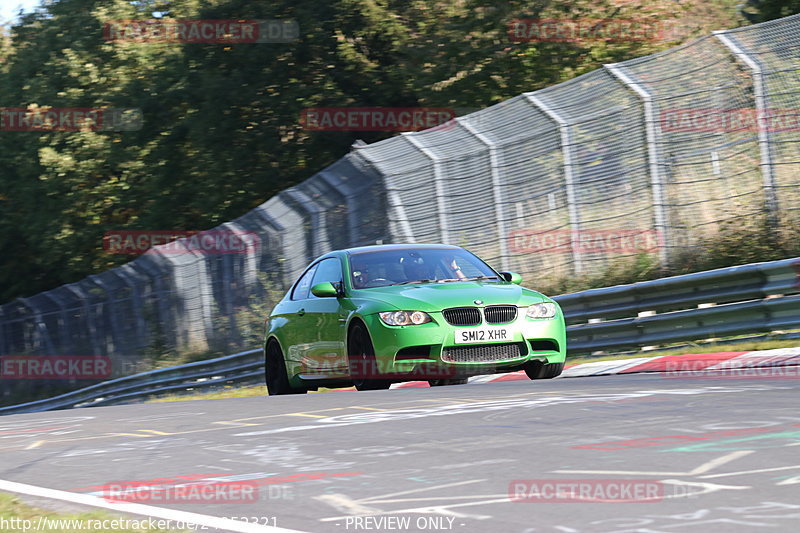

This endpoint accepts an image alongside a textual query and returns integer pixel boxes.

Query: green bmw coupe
[264,244,566,394]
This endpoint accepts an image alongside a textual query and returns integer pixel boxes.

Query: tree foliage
[742,0,800,22]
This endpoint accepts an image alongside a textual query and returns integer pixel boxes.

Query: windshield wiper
[396,276,498,285]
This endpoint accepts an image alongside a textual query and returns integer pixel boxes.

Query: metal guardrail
[564,294,800,353]
[1,257,798,414]
[554,258,800,324]
[0,348,263,416]
[554,257,800,353]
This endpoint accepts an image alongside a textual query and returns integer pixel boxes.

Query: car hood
[352,281,548,312]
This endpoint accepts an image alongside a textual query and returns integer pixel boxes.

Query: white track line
[0,479,306,533]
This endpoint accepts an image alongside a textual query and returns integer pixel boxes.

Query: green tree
[742,0,800,22]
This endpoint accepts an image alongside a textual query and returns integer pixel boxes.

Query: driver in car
[351,259,372,289]
[399,255,469,282]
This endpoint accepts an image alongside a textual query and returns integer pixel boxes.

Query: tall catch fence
[1,14,799,403]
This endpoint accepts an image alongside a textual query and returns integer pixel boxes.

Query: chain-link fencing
[2,14,799,404]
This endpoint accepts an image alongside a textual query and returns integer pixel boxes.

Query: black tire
[348,322,391,391]
[428,378,469,386]
[265,340,306,395]
[524,360,564,380]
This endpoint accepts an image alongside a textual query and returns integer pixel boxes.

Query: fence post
[350,149,416,244]
[457,117,510,272]
[604,63,671,269]
[88,274,123,356]
[223,221,258,289]
[281,187,330,260]
[152,245,212,353]
[403,134,450,244]
[318,170,359,247]
[41,291,71,355]
[713,30,779,225]
[114,265,148,352]
[62,285,102,357]
[17,298,54,355]
[524,93,583,273]
[130,257,176,353]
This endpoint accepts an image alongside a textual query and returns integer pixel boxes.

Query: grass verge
[0,492,186,532]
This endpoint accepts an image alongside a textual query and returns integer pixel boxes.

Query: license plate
[454,327,513,344]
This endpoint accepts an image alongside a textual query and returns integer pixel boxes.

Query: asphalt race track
[1,373,799,532]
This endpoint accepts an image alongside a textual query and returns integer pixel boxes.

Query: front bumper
[362,308,567,380]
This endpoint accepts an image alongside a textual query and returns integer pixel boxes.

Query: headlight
[379,311,432,326]
[526,302,557,319]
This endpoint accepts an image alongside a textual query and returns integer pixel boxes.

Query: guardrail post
[604,63,671,270]
[457,117,510,271]
[713,30,779,226]
[524,93,583,273]
[403,134,450,244]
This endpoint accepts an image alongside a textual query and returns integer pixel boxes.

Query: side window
[291,264,318,301]
[310,258,343,298]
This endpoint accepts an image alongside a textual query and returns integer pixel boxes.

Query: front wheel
[524,361,564,380]
[265,340,306,395]
[348,323,391,391]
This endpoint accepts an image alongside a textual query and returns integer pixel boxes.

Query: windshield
[348,248,500,288]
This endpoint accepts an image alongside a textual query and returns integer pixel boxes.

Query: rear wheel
[348,322,391,391]
[524,360,564,380]
[265,340,306,395]
[428,378,469,386]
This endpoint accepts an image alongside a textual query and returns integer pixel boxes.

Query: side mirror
[311,281,339,297]
[499,272,522,285]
